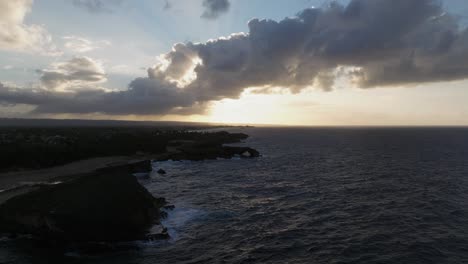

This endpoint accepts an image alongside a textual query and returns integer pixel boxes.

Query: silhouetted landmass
[0,120,260,243]
[0,118,254,129]
[0,118,215,128]
[0,127,252,172]
[0,160,167,242]
[0,126,260,244]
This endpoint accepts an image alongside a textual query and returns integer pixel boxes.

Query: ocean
[2,127,468,263]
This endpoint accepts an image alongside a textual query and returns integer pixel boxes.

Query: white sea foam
[161,206,205,242]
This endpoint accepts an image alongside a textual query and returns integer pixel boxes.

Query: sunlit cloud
[1,0,468,124]
[37,56,107,92]
[63,36,111,53]
[0,0,60,56]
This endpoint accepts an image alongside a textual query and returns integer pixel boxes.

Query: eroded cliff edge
[0,130,260,243]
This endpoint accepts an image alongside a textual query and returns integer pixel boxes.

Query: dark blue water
[2,127,468,263]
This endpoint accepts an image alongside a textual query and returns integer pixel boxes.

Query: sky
[1,0,468,126]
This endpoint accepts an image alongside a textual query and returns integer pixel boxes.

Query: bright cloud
[0,0,59,55]
[63,36,111,53]
[37,56,107,91]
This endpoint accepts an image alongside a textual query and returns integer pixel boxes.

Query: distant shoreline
[0,117,254,128]
[0,129,259,204]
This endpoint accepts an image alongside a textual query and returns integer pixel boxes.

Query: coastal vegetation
[0,126,260,243]
[0,127,252,172]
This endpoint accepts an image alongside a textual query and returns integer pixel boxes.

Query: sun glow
[206,80,468,126]
[208,90,318,125]
[177,57,202,87]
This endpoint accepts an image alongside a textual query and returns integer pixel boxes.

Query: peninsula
[0,123,259,244]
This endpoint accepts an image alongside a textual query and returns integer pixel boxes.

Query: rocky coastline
[0,130,259,245]
[0,163,166,242]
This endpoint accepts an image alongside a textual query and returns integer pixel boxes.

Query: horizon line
[1,117,468,128]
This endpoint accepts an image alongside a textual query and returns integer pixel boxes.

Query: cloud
[201,0,230,19]
[0,77,198,116]
[63,36,111,53]
[2,0,468,117]
[72,0,123,13]
[0,0,59,55]
[37,57,107,91]
[163,0,230,19]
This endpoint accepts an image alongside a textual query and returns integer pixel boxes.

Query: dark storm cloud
[182,0,468,93]
[71,0,123,13]
[3,0,468,116]
[0,75,196,115]
[201,0,230,19]
[32,80,194,115]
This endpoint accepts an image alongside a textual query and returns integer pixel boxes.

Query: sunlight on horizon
[205,80,468,126]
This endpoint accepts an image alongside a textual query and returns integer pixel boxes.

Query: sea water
[2,127,468,264]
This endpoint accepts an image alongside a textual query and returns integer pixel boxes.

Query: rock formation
[0,165,166,242]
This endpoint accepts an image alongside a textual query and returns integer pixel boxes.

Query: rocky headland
[0,129,259,244]
[0,163,165,242]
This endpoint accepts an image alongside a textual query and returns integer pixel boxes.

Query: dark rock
[72,242,140,255]
[0,170,166,242]
[99,160,152,174]
[163,205,175,210]
[147,232,169,241]
[146,225,169,241]
[157,145,260,161]
[127,160,152,173]
[133,172,150,179]
[222,146,260,158]
[7,233,18,239]
[160,210,168,219]
[157,169,166,175]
